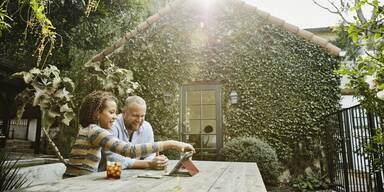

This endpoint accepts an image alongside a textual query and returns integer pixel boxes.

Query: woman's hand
[167,140,195,153]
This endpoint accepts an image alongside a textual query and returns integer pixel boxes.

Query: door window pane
[187,91,201,105]
[201,105,216,119]
[202,91,215,104]
[187,105,200,119]
[187,120,200,134]
[185,134,201,148]
[202,135,216,148]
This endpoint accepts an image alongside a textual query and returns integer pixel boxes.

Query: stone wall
[16,160,66,187]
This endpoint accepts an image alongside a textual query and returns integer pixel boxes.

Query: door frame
[179,82,223,158]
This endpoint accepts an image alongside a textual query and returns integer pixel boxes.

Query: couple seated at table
[65,91,195,177]
[98,95,168,171]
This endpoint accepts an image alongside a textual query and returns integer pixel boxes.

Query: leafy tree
[314,0,384,170]
[1,0,171,157]
[0,0,155,69]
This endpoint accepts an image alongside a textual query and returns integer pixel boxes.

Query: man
[99,96,168,170]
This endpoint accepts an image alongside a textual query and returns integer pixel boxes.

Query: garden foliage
[220,137,280,186]
[290,169,330,192]
[334,0,384,170]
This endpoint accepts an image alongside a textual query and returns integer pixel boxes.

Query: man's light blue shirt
[101,114,155,169]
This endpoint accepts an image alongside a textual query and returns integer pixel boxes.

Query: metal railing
[326,105,383,192]
[8,119,30,140]
[0,120,4,136]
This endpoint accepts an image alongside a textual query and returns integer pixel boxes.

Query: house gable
[85,0,341,66]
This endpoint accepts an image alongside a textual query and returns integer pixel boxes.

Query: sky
[244,0,342,29]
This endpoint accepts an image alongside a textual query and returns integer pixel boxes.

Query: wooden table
[20,160,267,192]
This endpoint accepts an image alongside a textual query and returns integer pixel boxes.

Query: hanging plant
[13,65,75,164]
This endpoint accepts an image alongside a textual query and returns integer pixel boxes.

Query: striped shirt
[65,124,164,176]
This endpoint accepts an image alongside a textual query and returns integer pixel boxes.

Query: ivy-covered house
[86,0,341,171]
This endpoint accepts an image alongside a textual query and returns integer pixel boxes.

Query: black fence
[0,120,5,148]
[0,120,4,136]
[326,104,383,192]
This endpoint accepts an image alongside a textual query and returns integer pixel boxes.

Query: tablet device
[165,151,194,176]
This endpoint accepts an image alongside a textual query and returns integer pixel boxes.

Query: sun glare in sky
[193,0,343,28]
[244,0,341,28]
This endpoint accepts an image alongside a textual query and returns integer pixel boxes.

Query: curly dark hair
[79,91,118,128]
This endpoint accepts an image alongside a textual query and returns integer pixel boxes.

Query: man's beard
[126,121,142,131]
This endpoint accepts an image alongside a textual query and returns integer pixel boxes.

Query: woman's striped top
[65,124,164,176]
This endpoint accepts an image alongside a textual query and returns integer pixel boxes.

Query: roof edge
[84,0,183,66]
[236,0,341,56]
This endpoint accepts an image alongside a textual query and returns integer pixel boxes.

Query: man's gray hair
[124,95,146,109]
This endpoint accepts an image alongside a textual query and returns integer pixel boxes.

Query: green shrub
[219,137,280,186]
[290,170,330,192]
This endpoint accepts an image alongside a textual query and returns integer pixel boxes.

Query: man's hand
[148,155,168,169]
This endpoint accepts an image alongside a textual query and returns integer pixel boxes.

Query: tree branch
[312,0,352,24]
[364,43,384,67]
[354,0,367,23]
[313,0,384,34]
[42,126,67,165]
[312,0,338,14]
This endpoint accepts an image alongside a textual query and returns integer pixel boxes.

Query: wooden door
[180,83,222,160]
